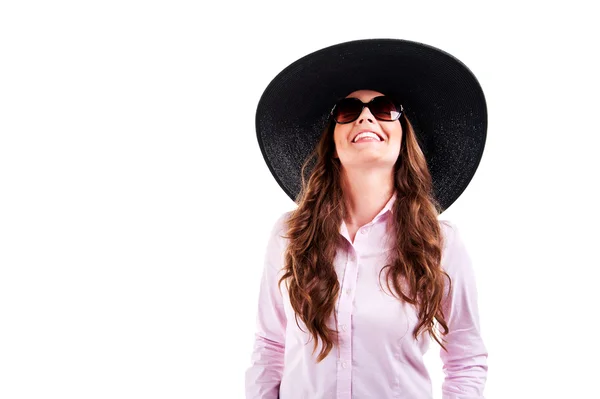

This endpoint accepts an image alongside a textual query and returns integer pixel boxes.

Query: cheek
[387,125,403,144]
[333,126,349,146]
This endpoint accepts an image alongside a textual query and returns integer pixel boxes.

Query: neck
[340,167,395,228]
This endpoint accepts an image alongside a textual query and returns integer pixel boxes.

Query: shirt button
[342,361,348,369]
[341,324,348,331]
[345,288,352,295]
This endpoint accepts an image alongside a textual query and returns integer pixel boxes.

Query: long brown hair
[277,110,452,362]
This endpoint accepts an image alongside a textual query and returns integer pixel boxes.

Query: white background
[1,1,598,398]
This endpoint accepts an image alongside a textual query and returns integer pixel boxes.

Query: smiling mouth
[353,138,382,144]
[352,131,384,143]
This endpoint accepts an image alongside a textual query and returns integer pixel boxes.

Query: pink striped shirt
[245,194,488,398]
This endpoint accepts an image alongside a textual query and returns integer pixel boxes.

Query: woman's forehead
[345,89,385,100]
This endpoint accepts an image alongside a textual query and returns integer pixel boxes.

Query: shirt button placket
[336,249,356,398]
[337,318,352,395]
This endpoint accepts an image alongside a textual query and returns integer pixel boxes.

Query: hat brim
[256,38,487,213]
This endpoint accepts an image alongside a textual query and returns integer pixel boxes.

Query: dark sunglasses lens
[333,98,363,123]
[370,97,401,121]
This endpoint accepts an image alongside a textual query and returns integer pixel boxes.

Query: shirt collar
[338,192,397,237]
[380,192,397,216]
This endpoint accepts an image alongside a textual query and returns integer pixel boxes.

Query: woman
[246,39,488,399]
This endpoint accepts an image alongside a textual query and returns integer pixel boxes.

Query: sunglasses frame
[330,96,404,124]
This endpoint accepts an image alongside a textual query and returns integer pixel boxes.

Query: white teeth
[353,132,382,142]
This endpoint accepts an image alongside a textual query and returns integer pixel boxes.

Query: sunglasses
[330,96,403,124]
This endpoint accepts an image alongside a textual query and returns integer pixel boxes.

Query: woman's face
[332,90,402,170]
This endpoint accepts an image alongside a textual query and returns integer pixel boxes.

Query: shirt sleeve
[439,221,489,399]
[245,213,289,399]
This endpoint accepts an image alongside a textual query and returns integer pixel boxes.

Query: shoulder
[264,211,293,265]
[268,210,293,242]
[438,218,459,251]
[437,218,472,275]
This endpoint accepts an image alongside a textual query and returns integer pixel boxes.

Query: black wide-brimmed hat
[256,38,487,213]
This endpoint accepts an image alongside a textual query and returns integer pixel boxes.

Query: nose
[355,105,376,124]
